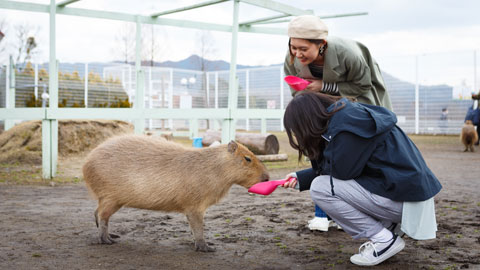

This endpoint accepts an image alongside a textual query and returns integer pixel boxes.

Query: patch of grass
[32,253,41,258]
[266,229,274,233]
[214,233,221,237]
[244,217,253,222]
[456,234,462,238]
[275,243,287,249]
[273,237,281,240]
[225,219,232,223]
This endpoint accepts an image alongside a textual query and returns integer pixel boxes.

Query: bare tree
[13,22,40,65]
[142,24,167,67]
[196,30,218,74]
[113,22,136,64]
[0,19,6,57]
[195,31,218,128]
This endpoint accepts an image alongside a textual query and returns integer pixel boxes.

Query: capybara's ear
[227,141,238,153]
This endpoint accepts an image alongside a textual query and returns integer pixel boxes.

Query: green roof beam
[0,0,285,35]
[57,0,81,7]
[151,0,229,17]
[252,12,369,25]
[239,0,312,16]
[239,14,290,26]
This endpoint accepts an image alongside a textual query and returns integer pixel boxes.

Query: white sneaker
[350,235,405,266]
[307,217,330,231]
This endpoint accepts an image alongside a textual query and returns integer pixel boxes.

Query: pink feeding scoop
[248,178,296,195]
[284,75,311,91]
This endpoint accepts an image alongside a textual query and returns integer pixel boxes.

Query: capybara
[461,120,478,152]
[83,135,269,252]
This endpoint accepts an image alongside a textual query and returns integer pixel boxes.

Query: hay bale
[0,120,133,165]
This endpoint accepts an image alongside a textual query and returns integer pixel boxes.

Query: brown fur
[83,135,269,252]
[461,120,478,152]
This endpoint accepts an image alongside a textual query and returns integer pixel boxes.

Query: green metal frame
[0,0,366,179]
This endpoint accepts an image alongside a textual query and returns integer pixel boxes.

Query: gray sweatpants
[310,175,403,240]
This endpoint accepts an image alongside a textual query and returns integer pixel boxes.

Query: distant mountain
[112,54,260,71]
[155,54,259,71]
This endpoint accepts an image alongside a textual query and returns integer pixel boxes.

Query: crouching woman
[282,91,442,266]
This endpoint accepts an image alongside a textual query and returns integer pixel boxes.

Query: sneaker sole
[350,237,405,266]
[307,225,329,232]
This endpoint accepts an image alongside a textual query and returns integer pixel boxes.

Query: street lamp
[180,76,196,88]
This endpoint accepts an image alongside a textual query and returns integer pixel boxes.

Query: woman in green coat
[284,15,392,110]
[283,15,392,231]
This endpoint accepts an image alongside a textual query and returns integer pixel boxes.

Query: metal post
[42,0,58,179]
[261,118,267,135]
[134,17,145,134]
[42,119,52,179]
[34,63,38,99]
[215,71,218,109]
[279,65,284,131]
[128,65,132,102]
[148,66,153,130]
[214,71,220,130]
[168,68,173,129]
[5,56,15,130]
[222,0,239,144]
[474,50,478,109]
[415,55,419,135]
[84,63,88,107]
[206,72,210,108]
[245,69,249,131]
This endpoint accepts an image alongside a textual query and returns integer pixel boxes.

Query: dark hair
[288,38,327,64]
[283,91,345,161]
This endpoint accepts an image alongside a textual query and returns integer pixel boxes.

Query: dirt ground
[1,133,479,270]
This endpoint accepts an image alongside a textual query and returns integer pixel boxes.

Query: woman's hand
[281,172,298,188]
[305,79,323,92]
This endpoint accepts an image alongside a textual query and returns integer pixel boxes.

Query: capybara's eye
[244,156,252,162]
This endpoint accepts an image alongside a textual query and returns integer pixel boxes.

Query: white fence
[2,49,479,134]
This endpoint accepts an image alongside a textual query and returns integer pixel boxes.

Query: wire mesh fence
[1,49,479,134]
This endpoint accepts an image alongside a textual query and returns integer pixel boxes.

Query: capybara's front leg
[96,200,121,245]
[186,210,215,252]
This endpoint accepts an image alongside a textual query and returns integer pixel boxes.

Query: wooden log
[202,130,279,155]
[256,154,288,162]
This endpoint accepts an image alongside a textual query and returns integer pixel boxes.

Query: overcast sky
[1,0,479,87]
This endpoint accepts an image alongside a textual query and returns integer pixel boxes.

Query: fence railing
[2,51,479,135]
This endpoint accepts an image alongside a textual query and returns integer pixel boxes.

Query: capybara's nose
[261,173,270,182]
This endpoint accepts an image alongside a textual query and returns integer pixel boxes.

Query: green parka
[284,36,392,110]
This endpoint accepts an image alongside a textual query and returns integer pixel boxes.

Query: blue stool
[192,137,203,148]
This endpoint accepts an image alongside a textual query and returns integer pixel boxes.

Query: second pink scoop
[284,75,311,91]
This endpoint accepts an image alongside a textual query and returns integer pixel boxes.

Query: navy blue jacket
[296,98,442,202]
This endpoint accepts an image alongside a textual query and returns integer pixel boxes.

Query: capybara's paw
[195,242,216,252]
[99,234,116,245]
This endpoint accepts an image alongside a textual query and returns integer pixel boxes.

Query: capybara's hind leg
[95,208,120,240]
[186,210,215,252]
[96,200,121,244]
